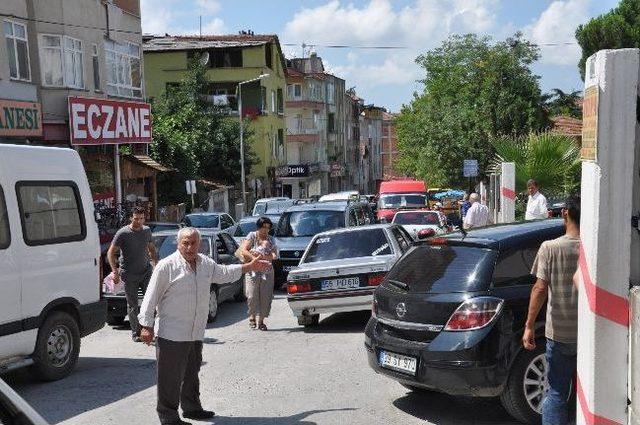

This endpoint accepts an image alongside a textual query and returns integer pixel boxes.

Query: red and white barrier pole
[577,49,639,425]
[500,162,515,223]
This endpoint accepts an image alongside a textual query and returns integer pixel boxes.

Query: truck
[376,179,428,223]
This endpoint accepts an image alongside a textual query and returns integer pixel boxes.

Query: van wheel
[297,314,319,327]
[32,311,80,381]
[500,345,547,424]
[207,289,218,323]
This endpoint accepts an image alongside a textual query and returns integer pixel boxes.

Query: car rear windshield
[184,215,219,229]
[154,235,210,260]
[385,245,497,293]
[378,194,426,209]
[276,210,345,237]
[393,211,440,225]
[303,229,392,262]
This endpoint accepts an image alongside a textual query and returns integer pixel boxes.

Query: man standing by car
[463,193,489,229]
[138,227,269,425]
[525,179,548,220]
[523,195,581,425]
[107,206,158,342]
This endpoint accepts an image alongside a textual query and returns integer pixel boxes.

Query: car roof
[284,201,357,212]
[394,209,437,214]
[255,197,289,203]
[185,212,224,216]
[311,223,397,237]
[152,229,223,237]
[442,219,565,250]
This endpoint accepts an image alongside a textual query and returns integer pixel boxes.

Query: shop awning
[131,155,173,172]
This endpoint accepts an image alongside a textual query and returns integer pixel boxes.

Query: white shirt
[138,251,243,342]
[526,191,548,220]
[464,202,489,229]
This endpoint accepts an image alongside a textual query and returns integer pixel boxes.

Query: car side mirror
[417,228,436,240]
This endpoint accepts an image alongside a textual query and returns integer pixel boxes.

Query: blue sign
[463,159,478,177]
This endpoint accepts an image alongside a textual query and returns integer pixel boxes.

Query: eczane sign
[68,96,152,145]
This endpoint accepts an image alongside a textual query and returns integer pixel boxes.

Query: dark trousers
[123,268,151,336]
[156,338,203,424]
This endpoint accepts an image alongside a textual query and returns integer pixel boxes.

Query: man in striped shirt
[523,195,581,425]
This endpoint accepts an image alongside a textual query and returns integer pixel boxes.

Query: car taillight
[287,281,312,294]
[444,297,504,331]
[367,273,386,286]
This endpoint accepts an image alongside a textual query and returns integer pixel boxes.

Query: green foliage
[396,33,546,187]
[542,89,582,119]
[576,0,640,80]
[150,55,257,205]
[490,132,581,196]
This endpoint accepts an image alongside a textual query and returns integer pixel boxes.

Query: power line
[282,40,578,50]
[0,13,142,35]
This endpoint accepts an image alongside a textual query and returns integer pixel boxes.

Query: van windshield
[276,210,345,237]
[385,245,497,293]
[378,194,426,209]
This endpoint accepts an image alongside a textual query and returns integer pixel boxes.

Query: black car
[273,200,376,285]
[365,219,565,424]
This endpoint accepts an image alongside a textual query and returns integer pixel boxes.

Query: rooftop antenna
[301,42,306,58]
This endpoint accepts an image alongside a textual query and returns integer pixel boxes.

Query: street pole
[239,83,246,215]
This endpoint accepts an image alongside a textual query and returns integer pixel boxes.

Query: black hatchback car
[365,219,565,424]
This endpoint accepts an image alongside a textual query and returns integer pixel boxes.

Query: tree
[542,88,582,119]
[490,132,581,196]
[396,33,546,188]
[150,56,257,205]
[576,0,640,80]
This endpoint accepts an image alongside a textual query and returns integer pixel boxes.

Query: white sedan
[392,210,448,241]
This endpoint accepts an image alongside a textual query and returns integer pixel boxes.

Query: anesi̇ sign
[68,96,152,145]
[0,99,42,137]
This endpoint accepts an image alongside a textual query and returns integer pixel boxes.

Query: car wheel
[107,315,125,326]
[207,288,219,323]
[31,311,80,381]
[297,314,319,327]
[500,344,548,424]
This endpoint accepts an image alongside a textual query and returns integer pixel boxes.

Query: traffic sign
[463,159,478,177]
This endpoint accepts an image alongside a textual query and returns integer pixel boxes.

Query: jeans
[542,338,577,425]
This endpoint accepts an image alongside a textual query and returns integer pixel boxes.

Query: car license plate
[321,277,360,291]
[379,350,417,375]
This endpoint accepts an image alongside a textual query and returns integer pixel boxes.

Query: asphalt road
[5,294,519,425]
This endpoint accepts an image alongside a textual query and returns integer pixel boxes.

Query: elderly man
[525,179,548,220]
[139,227,269,425]
[463,193,489,229]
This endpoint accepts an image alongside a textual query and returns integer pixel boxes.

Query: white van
[0,144,106,381]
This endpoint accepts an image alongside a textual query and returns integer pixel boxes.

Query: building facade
[143,34,287,198]
[344,89,362,191]
[359,105,384,194]
[0,0,162,230]
[281,52,347,198]
[381,111,402,179]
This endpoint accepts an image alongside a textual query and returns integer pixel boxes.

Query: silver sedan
[286,224,414,327]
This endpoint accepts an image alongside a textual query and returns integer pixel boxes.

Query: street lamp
[237,73,269,215]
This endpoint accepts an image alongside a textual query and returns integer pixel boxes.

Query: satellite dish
[200,51,210,66]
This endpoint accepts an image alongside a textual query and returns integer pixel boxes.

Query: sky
[140,0,620,112]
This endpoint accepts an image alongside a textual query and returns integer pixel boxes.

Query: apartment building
[359,105,384,194]
[381,111,402,179]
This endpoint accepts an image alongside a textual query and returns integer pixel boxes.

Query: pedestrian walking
[138,227,269,425]
[525,179,548,220]
[523,195,580,425]
[107,206,158,342]
[460,193,471,219]
[238,217,278,331]
[463,193,489,229]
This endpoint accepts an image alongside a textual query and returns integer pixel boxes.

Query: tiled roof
[143,34,279,52]
[550,115,582,136]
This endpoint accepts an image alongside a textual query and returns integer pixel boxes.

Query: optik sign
[68,96,152,145]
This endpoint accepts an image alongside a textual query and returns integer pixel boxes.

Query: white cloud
[140,0,226,35]
[525,0,590,65]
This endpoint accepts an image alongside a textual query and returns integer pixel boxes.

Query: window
[328,113,335,133]
[265,42,273,69]
[391,227,410,252]
[220,215,234,230]
[211,48,242,68]
[327,82,335,104]
[492,247,538,287]
[277,88,283,113]
[92,43,100,91]
[4,20,30,81]
[287,83,302,100]
[105,39,142,98]
[64,37,84,88]
[261,86,267,113]
[304,229,392,263]
[0,186,10,249]
[271,90,276,113]
[17,182,86,246]
[39,35,84,88]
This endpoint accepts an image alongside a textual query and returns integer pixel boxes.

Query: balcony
[287,120,320,142]
[286,95,325,109]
